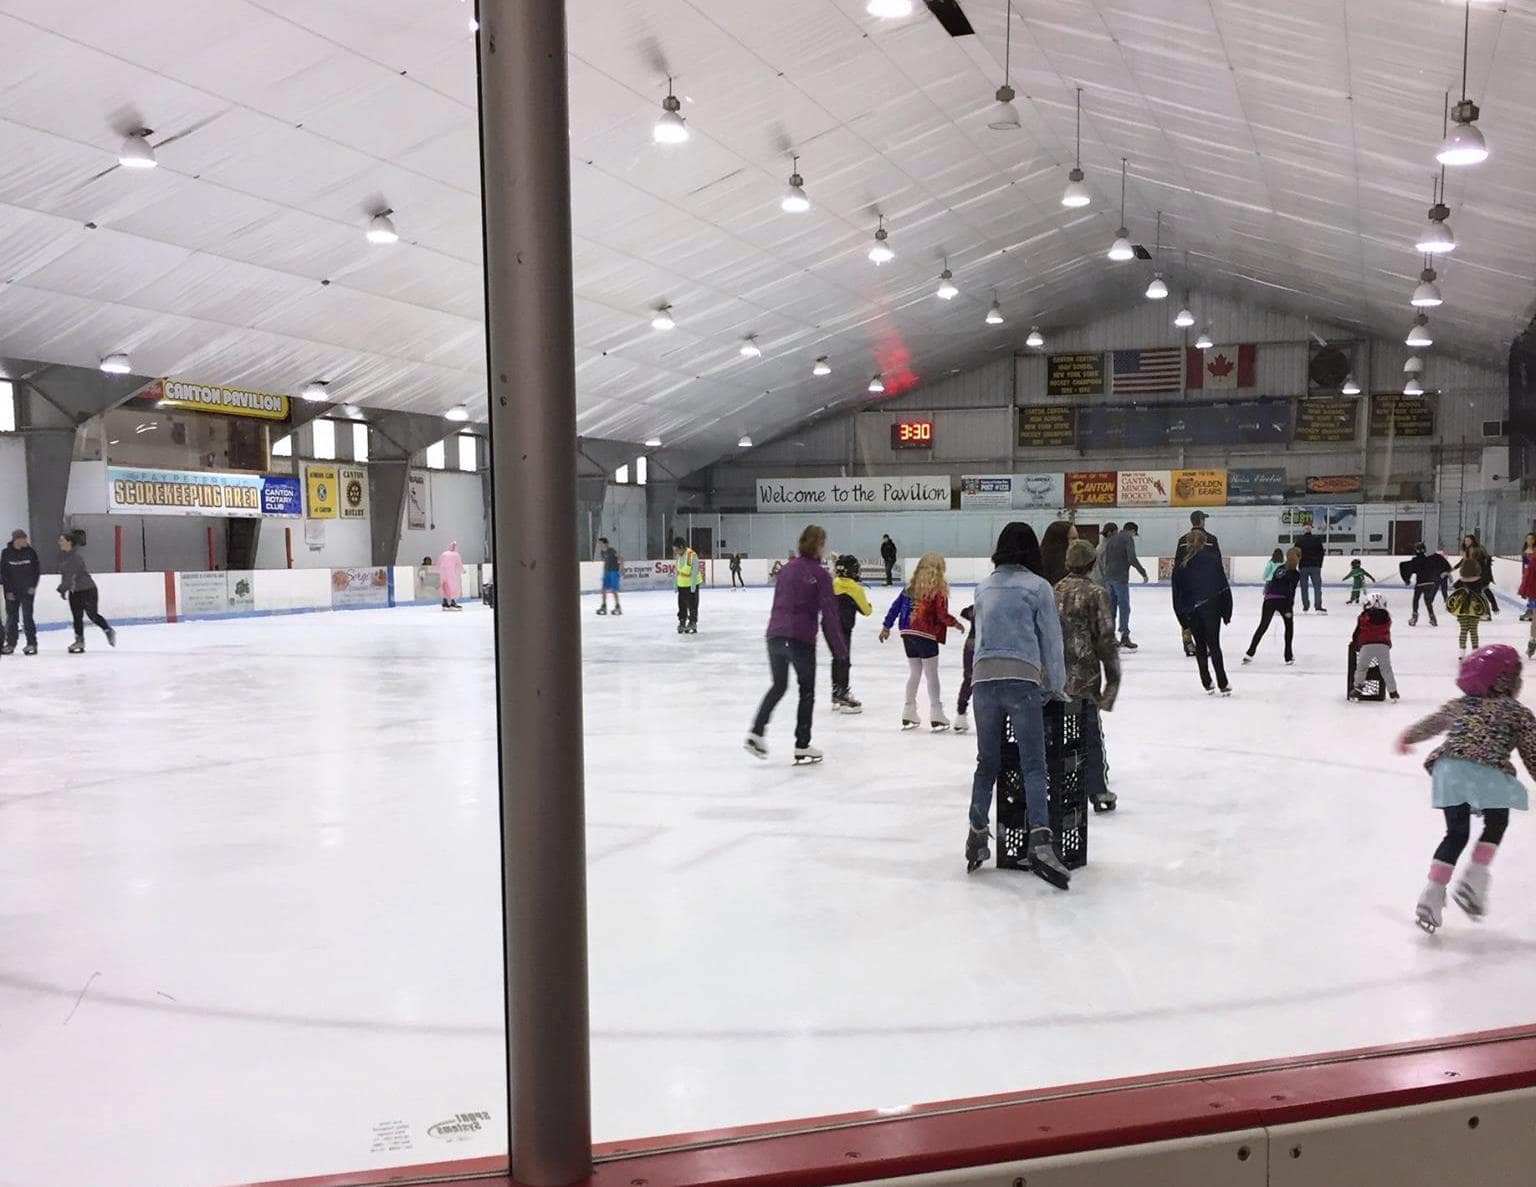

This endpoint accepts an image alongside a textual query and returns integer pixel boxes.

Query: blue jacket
[1171,549,1233,627]
[882,590,912,632]
[970,565,1065,694]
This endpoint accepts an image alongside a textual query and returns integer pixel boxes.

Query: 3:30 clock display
[891,419,935,450]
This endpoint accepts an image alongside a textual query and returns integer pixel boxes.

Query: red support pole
[206,525,215,570]
[114,524,123,573]
[285,526,293,569]
[164,570,177,624]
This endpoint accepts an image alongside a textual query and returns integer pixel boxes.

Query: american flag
[1112,347,1185,395]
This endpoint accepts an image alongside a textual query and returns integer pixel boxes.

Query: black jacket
[1263,566,1303,609]
[1172,549,1233,627]
[1296,533,1326,568]
[1400,551,1451,587]
[1173,528,1221,569]
[880,539,897,563]
[1,543,40,596]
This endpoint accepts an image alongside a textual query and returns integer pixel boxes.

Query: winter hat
[1066,539,1097,572]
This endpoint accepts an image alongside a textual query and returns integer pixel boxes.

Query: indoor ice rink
[6,0,1536,1185]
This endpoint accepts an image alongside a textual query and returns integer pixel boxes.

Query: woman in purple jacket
[745,524,848,765]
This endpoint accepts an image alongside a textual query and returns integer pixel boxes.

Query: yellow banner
[157,378,290,421]
[1170,468,1227,507]
[306,464,339,519]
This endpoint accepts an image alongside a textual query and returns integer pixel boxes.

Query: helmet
[834,554,861,580]
[1457,644,1523,697]
[1362,592,1387,611]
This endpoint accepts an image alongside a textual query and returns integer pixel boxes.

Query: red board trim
[238,1024,1536,1187]
[164,569,177,624]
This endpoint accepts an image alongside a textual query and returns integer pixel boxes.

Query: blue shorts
[602,571,620,592]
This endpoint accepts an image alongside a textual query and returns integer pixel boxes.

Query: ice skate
[1409,612,1419,626]
[1241,653,1253,664]
[1454,864,1490,920]
[677,623,686,634]
[1389,691,1401,701]
[1348,686,1361,701]
[1416,881,1446,934]
[67,636,84,654]
[1218,685,1232,697]
[1521,611,1532,622]
[686,625,697,635]
[1119,634,1138,651]
[0,645,11,656]
[930,718,951,733]
[901,719,919,731]
[965,826,991,874]
[23,643,37,656]
[1089,789,1118,813]
[1027,827,1071,890]
[105,627,117,647]
[1285,657,1295,665]
[744,732,768,759]
[612,606,622,616]
[596,605,608,615]
[838,693,863,715]
[1316,606,1328,614]
[953,710,969,734]
[792,745,824,766]
[1528,639,1536,660]
[1204,684,1215,696]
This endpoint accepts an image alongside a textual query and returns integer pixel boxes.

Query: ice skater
[437,540,464,610]
[728,547,745,589]
[1448,559,1487,657]
[1397,645,1534,933]
[1,528,40,655]
[1461,533,1497,616]
[1400,542,1448,626]
[1172,529,1232,695]
[880,534,898,586]
[1173,511,1221,656]
[962,522,1069,887]
[57,529,114,653]
[1244,546,1301,666]
[673,537,701,633]
[745,525,847,764]
[1349,592,1399,701]
[1055,538,1121,811]
[830,554,872,713]
[954,604,975,733]
[596,537,622,615]
[879,553,962,731]
[1099,520,1148,650]
[1296,525,1327,613]
[1344,559,1377,604]
[1519,532,1536,621]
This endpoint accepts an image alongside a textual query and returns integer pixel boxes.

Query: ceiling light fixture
[936,260,959,300]
[781,155,810,213]
[1405,355,1425,374]
[1026,326,1044,349]
[117,130,157,170]
[653,77,689,144]
[1412,261,1444,307]
[868,374,885,393]
[342,404,362,419]
[1418,113,1456,253]
[866,0,914,17]
[738,435,753,448]
[1342,375,1362,396]
[1403,376,1425,396]
[988,2,1021,132]
[99,352,131,374]
[985,295,1004,325]
[445,404,470,422]
[1108,158,1133,260]
[1438,4,1489,166]
[1405,313,1433,348]
[1060,87,1090,207]
[365,210,399,244]
[644,437,663,448]
[1174,303,1195,328]
[1145,210,1167,298]
[1145,275,1168,300]
[651,305,675,331]
[868,215,894,264]
[1195,327,1214,350]
[812,356,831,376]
[301,380,329,401]
[739,336,762,358]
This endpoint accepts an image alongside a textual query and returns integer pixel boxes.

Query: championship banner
[107,466,301,518]
[1064,471,1117,507]
[306,464,339,519]
[1294,397,1358,443]
[1369,393,1435,438]
[338,466,369,520]
[1045,353,1104,397]
[1017,404,1076,448]
[331,566,389,608]
[152,378,290,421]
[1116,470,1171,507]
[1170,468,1227,507]
[1226,467,1286,505]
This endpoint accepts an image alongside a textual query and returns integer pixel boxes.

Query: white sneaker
[953,711,970,734]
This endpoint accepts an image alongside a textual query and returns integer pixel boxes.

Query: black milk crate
[996,698,1089,871]
[1347,643,1385,701]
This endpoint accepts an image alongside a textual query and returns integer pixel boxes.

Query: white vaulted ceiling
[0,0,1532,466]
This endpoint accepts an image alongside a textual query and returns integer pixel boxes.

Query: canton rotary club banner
[306,464,338,519]
[1064,471,1117,507]
[1116,470,1171,506]
[1170,468,1227,507]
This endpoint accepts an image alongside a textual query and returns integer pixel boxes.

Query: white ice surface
[5,585,1536,1187]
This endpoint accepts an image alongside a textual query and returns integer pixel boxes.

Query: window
[426,440,447,470]
[635,455,648,486]
[312,418,336,460]
[0,379,13,432]
[271,434,293,458]
[458,434,478,472]
[614,463,629,484]
[353,422,369,462]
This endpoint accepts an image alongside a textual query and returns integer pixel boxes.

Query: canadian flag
[1186,344,1256,390]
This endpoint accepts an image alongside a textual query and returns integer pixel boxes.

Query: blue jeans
[1105,580,1131,635]
[969,680,1049,831]
[1299,566,1323,610]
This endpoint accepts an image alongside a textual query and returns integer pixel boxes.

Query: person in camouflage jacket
[1055,539,1121,810]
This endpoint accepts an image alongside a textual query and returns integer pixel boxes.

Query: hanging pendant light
[301,380,330,401]
[1195,327,1214,350]
[1342,375,1362,396]
[445,404,470,422]
[1411,262,1443,308]
[868,215,894,264]
[99,352,132,374]
[868,374,885,393]
[117,130,157,170]
[1144,210,1167,298]
[644,437,663,448]
[739,336,762,358]
[866,0,914,16]
[1060,87,1090,207]
[988,3,1022,131]
[653,77,689,144]
[365,210,399,244]
[1108,158,1133,260]
[1416,203,1454,253]
[1404,376,1425,396]
[935,263,959,300]
[650,304,675,331]
[1438,5,1489,166]
[1405,355,1425,374]
[1405,313,1433,348]
[1174,303,1195,328]
[985,295,1004,325]
[813,356,832,376]
[781,156,810,213]
[1025,326,1044,349]
[738,436,753,448]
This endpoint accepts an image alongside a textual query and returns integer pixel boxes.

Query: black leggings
[70,589,111,636]
[1412,584,1438,617]
[753,637,816,748]
[1434,805,1509,865]
[1247,602,1293,660]
[1188,602,1228,690]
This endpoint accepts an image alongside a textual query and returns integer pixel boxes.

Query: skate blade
[901,722,919,731]
[744,741,768,760]
[792,755,824,765]
[965,853,989,874]
[1091,800,1117,813]
[1452,887,1485,920]
[930,723,950,733]
[1415,910,1440,934]
[1031,863,1071,891]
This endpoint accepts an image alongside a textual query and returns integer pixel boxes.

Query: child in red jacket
[879,552,962,731]
[1350,592,1399,701]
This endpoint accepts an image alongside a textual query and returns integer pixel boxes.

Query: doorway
[1389,519,1423,554]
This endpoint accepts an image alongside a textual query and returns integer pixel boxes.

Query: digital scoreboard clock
[891,418,934,450]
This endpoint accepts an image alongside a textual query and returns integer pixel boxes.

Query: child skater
[830,555,871,713]
[58,529,115,653]
[1398,645,1534,933]
[880,552,962,731]
[953,604,975,734]
[1262,547,1285,582]
[1345,558,1377,604]
[1349,591,1399,701]
[1447,558,1487,658]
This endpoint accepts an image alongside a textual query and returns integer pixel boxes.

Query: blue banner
[261,475,303,517]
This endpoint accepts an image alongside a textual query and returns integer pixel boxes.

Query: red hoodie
[905,590,961,644]
[1352,607,1392,648]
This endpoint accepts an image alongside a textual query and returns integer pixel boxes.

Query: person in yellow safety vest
[673,536,702,634]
